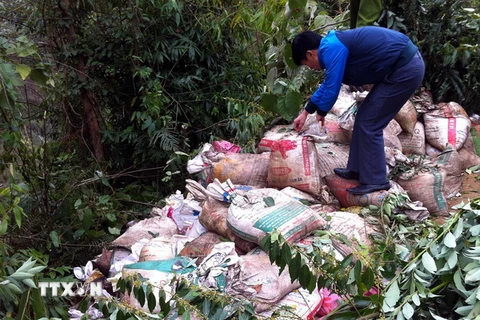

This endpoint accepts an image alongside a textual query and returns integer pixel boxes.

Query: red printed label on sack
[259,139,297,159]
[271,166,292,176]
[447,117,456,147]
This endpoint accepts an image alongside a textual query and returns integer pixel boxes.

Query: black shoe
[333,168,359,180]
[347,182,391,195]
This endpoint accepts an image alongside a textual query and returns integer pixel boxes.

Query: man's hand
[316,113,325,126]
[293,110,309,132]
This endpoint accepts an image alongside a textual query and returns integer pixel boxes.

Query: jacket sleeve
[309,34,349,116]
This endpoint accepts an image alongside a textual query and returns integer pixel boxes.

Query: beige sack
[425,141,442,157]
[431,148,463,198]
[257,125,299,153]
[338,103,357,140]
[121,257,196,313]
[226,249,300,312]
[139,235,190,262]
[383,119,403,150]
[398,121,426,155]
[339,105,403,150]
[111,215,178,249]
[227,188,326,245]
[323,117,351,144]
[394,100,418,134]
[459,148,480,170]
[262,136,323,194]
[424,102,471,151]
[384,132,403,151]
[199,198,235,241]
[258,115,349,147]
[385,118,403,136]
[234,236,258,255]
[330,85,357,116]
[259,288,323,319]
[396,168,449,216]
[309,203,341,213]
[458,133,480,169]
[280,186,323,205]
[304,114,351,144]
[324,211,383,257]
[207,152,270,187]
[314,143,350,179]
[178,232,224,264]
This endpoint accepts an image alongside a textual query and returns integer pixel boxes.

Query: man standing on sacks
[291,26,425,195]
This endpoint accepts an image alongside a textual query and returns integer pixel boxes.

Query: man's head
[291,31,322,70]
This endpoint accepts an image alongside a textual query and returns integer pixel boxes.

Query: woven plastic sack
[226,248,300,312]
[324,174,404,208]
[396,168,449,216]
[424,102,471,151]
[398,121,426,155]
[395,100,418,134]
[226,188,326,244]
[431,148,463,198]
[262,136,323,195]
[207,152,270,187]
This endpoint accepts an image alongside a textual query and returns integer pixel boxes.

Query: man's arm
[309,33,349,116]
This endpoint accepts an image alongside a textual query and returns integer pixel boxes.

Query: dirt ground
[447,172,480,209]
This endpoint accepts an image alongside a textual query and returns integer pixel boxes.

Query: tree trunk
[60,0,105,161]
[350,0,360,29]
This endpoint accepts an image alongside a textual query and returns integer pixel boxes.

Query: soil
[447,172,480,209]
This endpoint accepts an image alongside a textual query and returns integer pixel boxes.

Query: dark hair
[291,31,322,66]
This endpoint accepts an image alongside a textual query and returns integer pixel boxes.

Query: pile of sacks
[72,181,365,319]
[70,86,480,319]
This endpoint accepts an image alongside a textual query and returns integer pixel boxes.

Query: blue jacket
[306,26,418,116]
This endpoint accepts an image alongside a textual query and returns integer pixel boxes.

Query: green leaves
[402,302,414,319]
[443,232,456,248]
[0,256,46,317]
[261,90,302,121]
[5,36,38,58]
[260,92,278,113]
[262,230,381,303]
[13,206,24,228]
[421,252,437,274]
[49,231,61,248]
[0,218,8,236]
[313,14,338,32]
[286,0,307,19]
[383,280,400,311]
[15,64,31,80]
[111,276,259,319]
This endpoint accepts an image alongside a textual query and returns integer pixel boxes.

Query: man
[291,26,424,195]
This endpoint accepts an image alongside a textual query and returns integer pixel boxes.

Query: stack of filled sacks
[74,187,386,318]
[387,94,479,217]
[101,178,360,318]
[99,169,385,316]
[82,86,480,318]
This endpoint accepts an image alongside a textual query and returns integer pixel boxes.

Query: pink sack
[213,140,241,153]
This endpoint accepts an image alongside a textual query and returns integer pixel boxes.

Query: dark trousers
[347,51,425,185]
